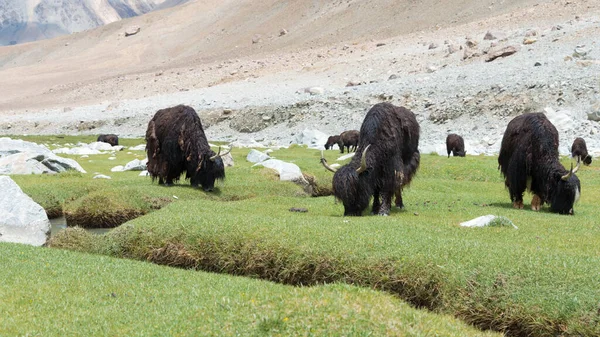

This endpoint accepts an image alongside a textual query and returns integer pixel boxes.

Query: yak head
[455,150,466,157]
[191,147,229,192]
[549,161,581,215]
[322,145,373,216]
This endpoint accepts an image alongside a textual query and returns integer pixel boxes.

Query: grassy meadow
[4,135,600,336]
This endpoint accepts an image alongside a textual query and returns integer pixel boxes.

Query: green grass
[6,136,600,336]
[0,243,499,336]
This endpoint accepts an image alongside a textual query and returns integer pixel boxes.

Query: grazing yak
[97,134,119,146]
[337,130,360,153]
[145,105,228,191]
[571,137,592,166]
[498,113,580,214]
[324,135,340,150]
[446,133,466,157]
[321,102,420,216]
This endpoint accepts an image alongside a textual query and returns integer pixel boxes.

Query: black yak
[498,113,581,214]
[321,102,420,216]
[324,135,340,150]
[337,130,359,153]
[446,133,466,157]
[571,137,592,166]
[97,134,119,146]
[145,105,228,191]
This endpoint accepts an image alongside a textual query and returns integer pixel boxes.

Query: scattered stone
[93,174,111,179]
[0,138,86,174]
[534,62,542,66]
[123,158,147,171]
[279,28,288,36]
[289,207,308,213]
[485,45,518,62]
[252,34,262,44]
[128,144,146,151]
[346,80,363,87]
[139,170,149,177]
[110,165,124,172]
[523,38,537,45]
[483,31,497,40]
[428,42,438,49]
[573,45,591,58]
[388,74,398,80]
[306,87,324,95]
[125,26,141,37]
[465,39,478,48]
[524,29,538,37]
[376,43,386,47]
[0,176,50,246]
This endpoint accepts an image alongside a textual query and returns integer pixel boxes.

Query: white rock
[0,176,50,246]
[247,149,270,163]
[0,151,86,175]
[0,137,51,157]
[110,165,125,172]
[129,144,146,151]
[139,170,149,177]
[460,215,517,229]
[221,153,234,167]
[295,129,328,149]
[93,174,111,179]
[253,159,304,181]
[123,158,147,171]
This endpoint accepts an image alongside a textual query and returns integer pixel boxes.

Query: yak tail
[402,150,421,186]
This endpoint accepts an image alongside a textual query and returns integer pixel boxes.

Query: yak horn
[320,150,337,173]
[209,146,231,161]
[356,144,370,174]
[561,159,580,181]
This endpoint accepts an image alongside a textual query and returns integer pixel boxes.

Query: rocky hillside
[0,0,189,46]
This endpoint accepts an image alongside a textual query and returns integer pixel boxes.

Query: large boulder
[295,129,328,149]
[0,138,86,174]
[0,176,51,246]
[253,159,303,181]
[247,149,271,163]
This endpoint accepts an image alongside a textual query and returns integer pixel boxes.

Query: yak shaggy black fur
[498,113,580,214]
[97,134,119,146]
[571,137,592,165]
[337,130,359,153]
[446,133,465,157]
[145,105,225,191]
[324,135,340,150]
[330,103,420,216]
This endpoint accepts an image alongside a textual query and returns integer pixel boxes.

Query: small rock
[483,31,497,40]
[428,42,438,49]
[279,28,288,36]
[93,174,111,179]
[289,207,308,213]
[376,43,386,47]
[485,45,518,62]
[388,74,398,80]
[523,38,537,45]
[252,34,262,44]
[534,62,542,66]
[125,26,141,37]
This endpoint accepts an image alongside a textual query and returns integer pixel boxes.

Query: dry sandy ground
[0,0,598,155]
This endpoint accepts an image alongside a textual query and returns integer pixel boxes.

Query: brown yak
[145,105,228,191]
[97,134,119,146]
[337,130,359,153]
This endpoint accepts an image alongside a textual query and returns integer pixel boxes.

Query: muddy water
[50,217,112,236]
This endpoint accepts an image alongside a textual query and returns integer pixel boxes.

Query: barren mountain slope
[0,0,585,111]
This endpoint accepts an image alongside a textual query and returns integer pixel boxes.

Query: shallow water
[50,216,112,236]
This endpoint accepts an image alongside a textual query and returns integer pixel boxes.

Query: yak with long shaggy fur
[571,137,592,166]
[145,105,226,191]
[324,135,340,150]
[337,130,359,153]
[446,133,466,157]
[498,113,581,214]
[97,134,119,146]
[321,102,420,216]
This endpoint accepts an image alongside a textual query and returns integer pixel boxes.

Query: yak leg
[378,191,392,216]
[507,155,527,210]
[371,190,381,215]
[531,194,542,211]
[513,200,524,209]
[394,189,404,209]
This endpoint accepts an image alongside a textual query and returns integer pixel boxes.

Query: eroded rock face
[0,176,51,246]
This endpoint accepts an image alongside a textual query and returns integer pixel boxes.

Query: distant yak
[446,134,465,157]
[321,103,420,216]
[324,135,340,150]
[337,130,359,153]
[571,137,592,166]
[498,113,580,214]
[145,105,229,191]
[97,134,119,147]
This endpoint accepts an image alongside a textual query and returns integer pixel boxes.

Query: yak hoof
[512,201,524,209]
[531,195,542,211]
[163,182,174,187]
